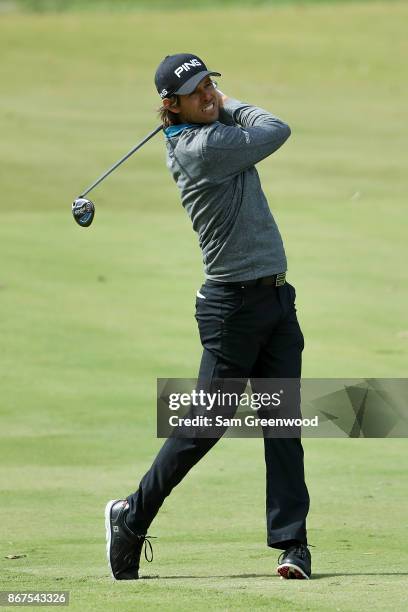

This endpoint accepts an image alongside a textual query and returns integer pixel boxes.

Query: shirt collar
[164,123,200,138]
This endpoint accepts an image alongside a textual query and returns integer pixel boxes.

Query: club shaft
[79,124,163,198]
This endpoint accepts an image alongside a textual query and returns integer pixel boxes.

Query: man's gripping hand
[215,86,229,108]
[215,86,235,126]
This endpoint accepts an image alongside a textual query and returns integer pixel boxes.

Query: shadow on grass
[140,572,408,580]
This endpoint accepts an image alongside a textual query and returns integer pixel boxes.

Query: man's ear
[163,97,181,114]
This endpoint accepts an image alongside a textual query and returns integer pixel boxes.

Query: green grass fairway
[1,2,407,610]
[4,0,405,13]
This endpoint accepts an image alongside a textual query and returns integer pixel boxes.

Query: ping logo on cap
[174,58,202,79]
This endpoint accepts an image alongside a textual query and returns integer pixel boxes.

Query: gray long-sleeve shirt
[164,98,290,282]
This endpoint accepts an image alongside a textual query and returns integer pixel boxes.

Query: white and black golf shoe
[276,543,311,580]
[105,499,154,580]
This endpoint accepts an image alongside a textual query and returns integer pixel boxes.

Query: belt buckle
[275,272,286,287]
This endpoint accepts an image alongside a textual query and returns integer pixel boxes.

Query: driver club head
[72,197,95,227]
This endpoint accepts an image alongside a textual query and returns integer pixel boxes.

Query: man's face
[169,76,219,124]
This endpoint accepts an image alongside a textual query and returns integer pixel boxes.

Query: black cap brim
[173,70,221,95]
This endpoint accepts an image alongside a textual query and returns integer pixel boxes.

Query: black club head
[72,198,95,227]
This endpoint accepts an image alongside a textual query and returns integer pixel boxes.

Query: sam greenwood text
[169,415,319,428]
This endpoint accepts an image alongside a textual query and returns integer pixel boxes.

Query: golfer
[105,53,311,580]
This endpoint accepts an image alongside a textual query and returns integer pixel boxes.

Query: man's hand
[215,87,235,126]
[215,86,228,109]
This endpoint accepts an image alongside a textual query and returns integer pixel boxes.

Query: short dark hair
[157,95,180,128]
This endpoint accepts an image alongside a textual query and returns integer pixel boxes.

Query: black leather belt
[234,272,286,288]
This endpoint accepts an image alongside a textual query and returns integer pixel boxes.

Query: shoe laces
[278,543,310,564]
[137,535,156,563]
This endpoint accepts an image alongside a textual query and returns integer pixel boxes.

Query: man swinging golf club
[105,53,311,581]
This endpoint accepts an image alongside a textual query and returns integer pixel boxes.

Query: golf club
[72,124,163,227]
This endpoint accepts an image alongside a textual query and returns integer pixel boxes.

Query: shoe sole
[105,499,120,581]
[277,562,310,580]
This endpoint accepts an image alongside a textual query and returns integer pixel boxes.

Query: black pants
[127,280,310,549]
